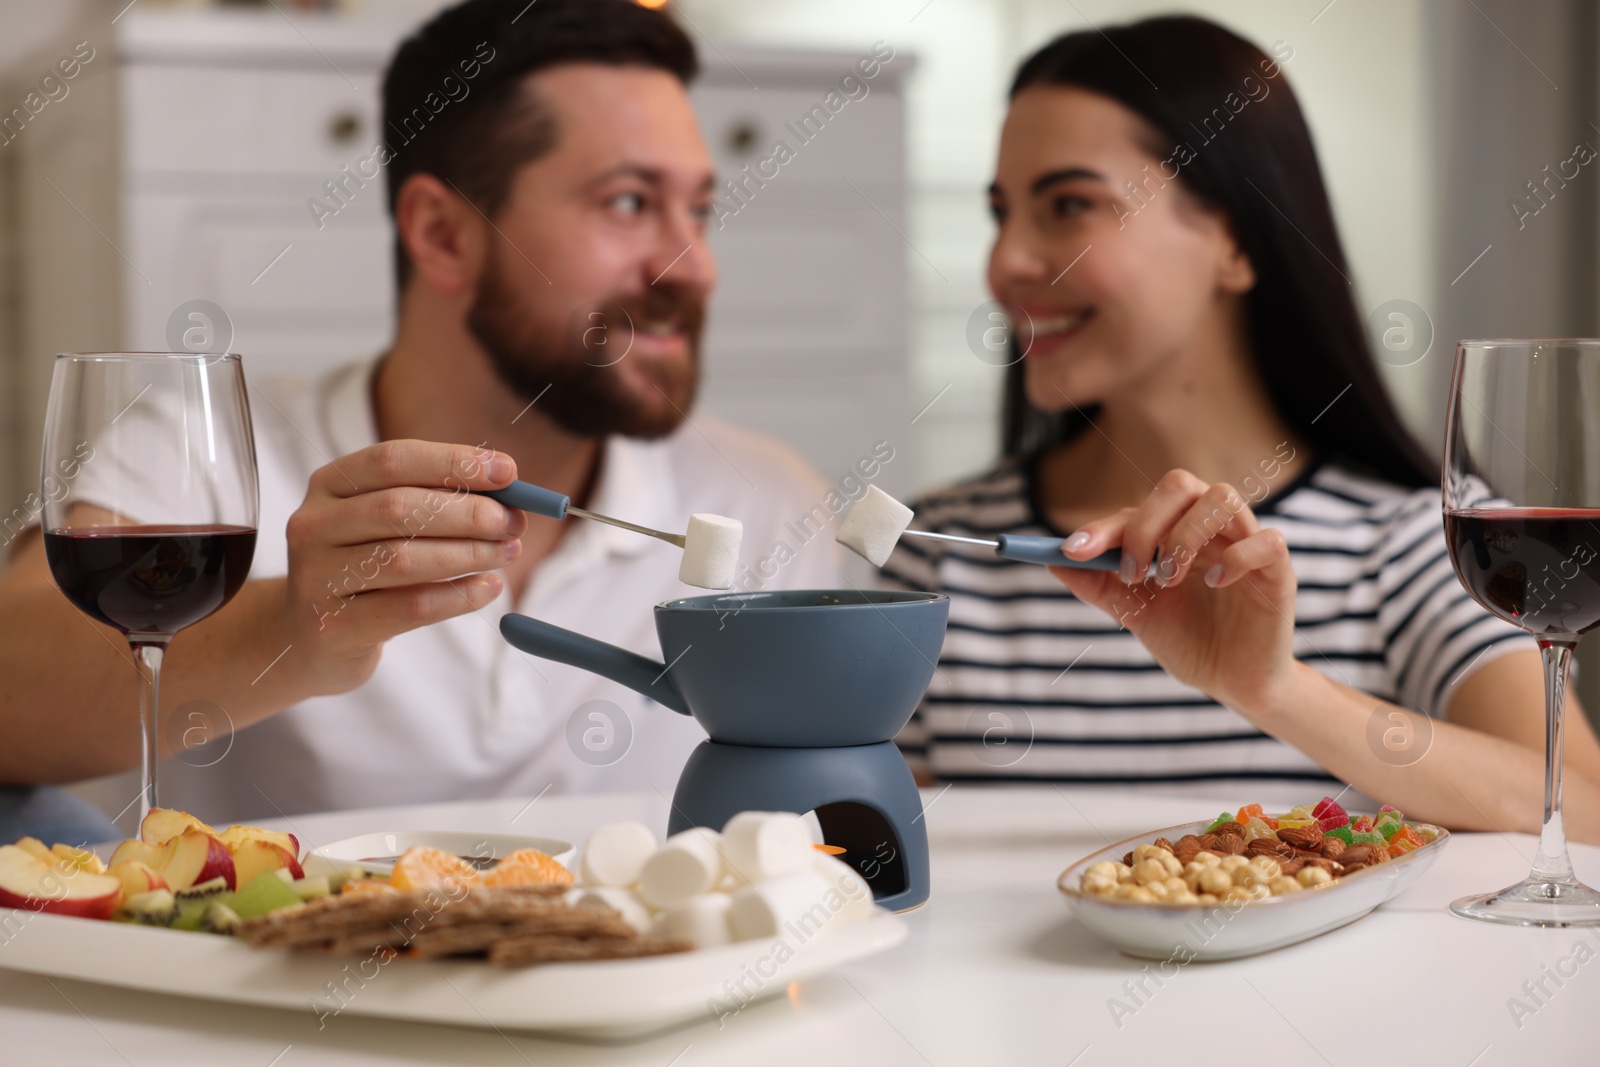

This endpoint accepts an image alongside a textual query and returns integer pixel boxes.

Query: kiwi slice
[174,877,231,903]
[199,902,242,935]
[115,888,180,926]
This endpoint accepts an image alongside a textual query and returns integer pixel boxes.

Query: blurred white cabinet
[15,10,914,496]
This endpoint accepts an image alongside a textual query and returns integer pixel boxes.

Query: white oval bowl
[1057,816,1449,960]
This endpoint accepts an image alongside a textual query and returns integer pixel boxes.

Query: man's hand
[278,439,524,694]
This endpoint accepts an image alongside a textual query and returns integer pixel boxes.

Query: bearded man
[0,0,839,826]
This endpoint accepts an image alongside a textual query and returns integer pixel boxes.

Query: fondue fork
[899,529,1158,577]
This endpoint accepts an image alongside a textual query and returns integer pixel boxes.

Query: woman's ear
[393,173,487,297]
[1216,224,1256,295]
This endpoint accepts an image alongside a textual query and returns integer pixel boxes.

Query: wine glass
[1444,338,1600,926]
[41,353,258,822]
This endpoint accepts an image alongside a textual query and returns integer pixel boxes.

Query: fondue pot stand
[499,589,950,911]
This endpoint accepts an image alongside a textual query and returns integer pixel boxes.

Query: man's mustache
[570,290,705,364]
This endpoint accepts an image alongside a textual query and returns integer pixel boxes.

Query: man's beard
[467,252,704,439]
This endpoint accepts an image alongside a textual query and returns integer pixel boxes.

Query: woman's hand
[1050,469,1298,717]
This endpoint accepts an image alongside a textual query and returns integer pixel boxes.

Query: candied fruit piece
[1378,803,1403,819]
[1351,831,1385,847]
[1277,818,1316,830]
[1243,817,1277,841]
[1387,825,1425,856]
[1352,814,1375,833]
[1325,826,1355,845]
[1205,811,1235,833]
[1316,811,1350,832]
[1235,803,1266,825]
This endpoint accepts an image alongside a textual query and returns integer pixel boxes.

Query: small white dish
[1057,817,1450,960]
[309,829,574,877]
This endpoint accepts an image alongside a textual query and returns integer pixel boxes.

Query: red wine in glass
[41,353,258,822]
[1445,508,1600,637]
[44,525,257,636]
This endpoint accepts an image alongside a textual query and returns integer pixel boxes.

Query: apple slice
[107,859,167,900]
[230,839,303,887]
[50,843,107,875]
[218,825,300,860]
[13,837,56,864]
[0,845,122,919]
[153,830,235,891]
[109,838,164,870]
[139,808,214,848]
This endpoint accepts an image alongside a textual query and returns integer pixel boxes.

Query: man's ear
[393,173,487,296]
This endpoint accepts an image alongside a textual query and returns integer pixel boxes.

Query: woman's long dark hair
[1002,16,1436,488]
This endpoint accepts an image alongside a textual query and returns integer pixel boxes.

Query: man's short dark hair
[381,0,698,290]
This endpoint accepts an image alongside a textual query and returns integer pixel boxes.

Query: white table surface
[2,784,1597,1066]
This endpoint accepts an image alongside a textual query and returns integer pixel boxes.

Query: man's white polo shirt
[75,360,848,823]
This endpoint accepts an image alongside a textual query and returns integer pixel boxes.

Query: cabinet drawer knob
[327,110,363,145]
[726,119,761,156]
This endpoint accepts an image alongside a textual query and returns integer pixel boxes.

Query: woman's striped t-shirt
[879,456,1532,787]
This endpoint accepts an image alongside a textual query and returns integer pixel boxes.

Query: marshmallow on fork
[481,480,743,589]
[837,484,1150,575]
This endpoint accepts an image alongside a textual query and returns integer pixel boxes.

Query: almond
[1246,838,1296,861]
[1215,834,1246,856]
[1320,837,1346,860]
[1153,837,1176,854]
[1340,844,1378,866]
[1213,821,1246,839]
[1277,826,1324,850]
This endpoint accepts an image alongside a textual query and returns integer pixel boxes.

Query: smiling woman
[879,15,1600,844]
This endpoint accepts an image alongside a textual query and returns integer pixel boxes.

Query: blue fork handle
[994,534,1153,575]
[479,480,570,520]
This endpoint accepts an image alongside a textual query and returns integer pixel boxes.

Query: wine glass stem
[132,640,168,822]
[1533,638,1578,885]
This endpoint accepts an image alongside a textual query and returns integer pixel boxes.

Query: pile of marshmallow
[567,811,877,949]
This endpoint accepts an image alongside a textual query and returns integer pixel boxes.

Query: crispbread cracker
[235,884,673,967]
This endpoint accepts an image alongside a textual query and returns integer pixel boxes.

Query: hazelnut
[1196,893,1220,906]
[1297,866,1334,888]
[1085,861,1120,881]
[1123,886,1157,903]
[1268,877,1302,895]
[1198,868,1233,895]
[1249,856,1282,880]
[1219,855,1250,872]
[1133,858,1169,886]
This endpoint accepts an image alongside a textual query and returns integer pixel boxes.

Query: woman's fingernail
[1064,532,1091,554]
[489,453,515,484]
[503,538,522,561]
[1204,563,1224,587]
[1118,555,1138,584]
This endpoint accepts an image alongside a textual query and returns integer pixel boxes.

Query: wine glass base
[1450,877,1600,927]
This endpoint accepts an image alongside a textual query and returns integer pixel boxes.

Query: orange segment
[389,846,480,892]
[478,848,573,888]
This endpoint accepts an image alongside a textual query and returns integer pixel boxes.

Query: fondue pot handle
[498,613,691,715]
